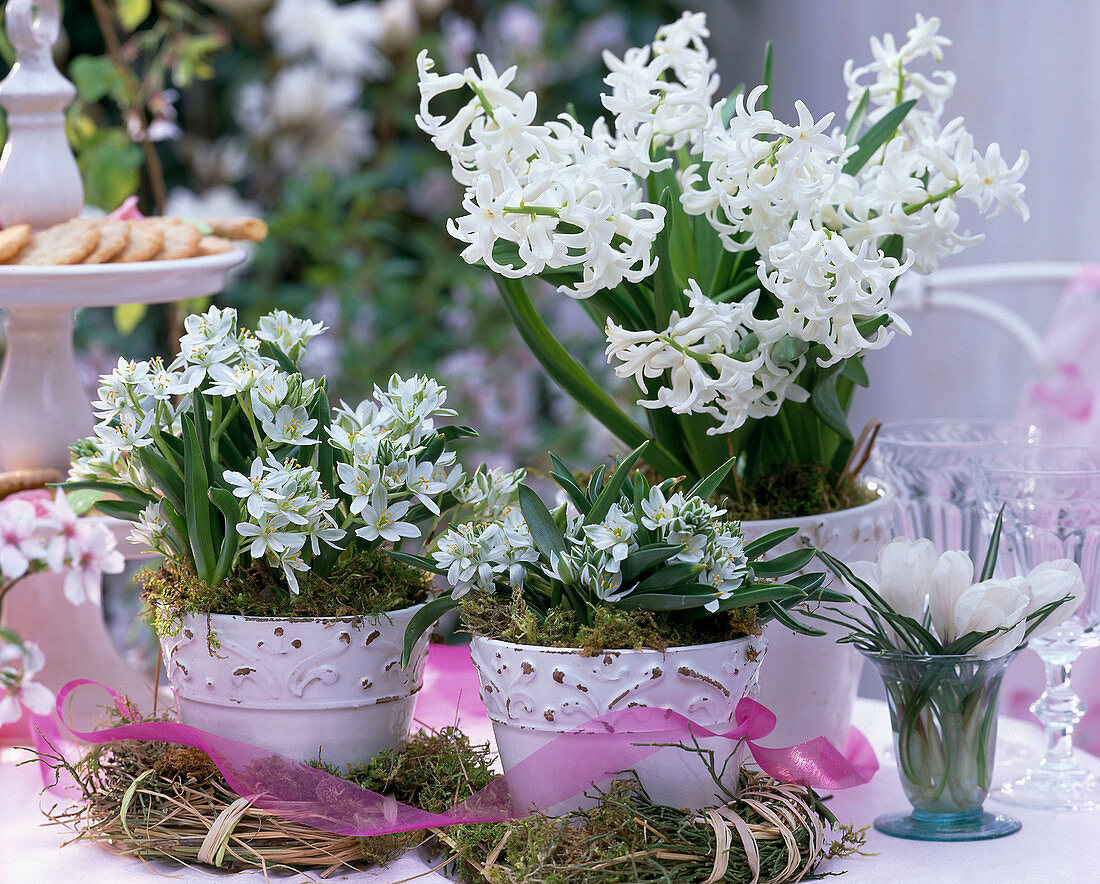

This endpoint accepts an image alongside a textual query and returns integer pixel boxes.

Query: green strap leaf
[620,543,686,583]
[979,505,1005,582]
[182,414,218,584]
[635,562,706,592]
[743,527,799,559]
[763,600,827,636]
[842,99,917,175]
[651,188,687,328]
[401,594,460,668]
[136,446,186,516]
[209,489,242,586]
[494,276,688,479]
[585,441,648,525]
[843,88,871,141]
[750,546,818,577]
[688,456,737,501]
[388,550,446,576]
[618,591,715,612]
[760,42,775,112]
[519,484,566,558]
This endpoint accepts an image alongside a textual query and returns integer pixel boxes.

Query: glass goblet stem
[1033,644,1088,774]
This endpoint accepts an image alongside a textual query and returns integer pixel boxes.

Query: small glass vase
[862,650,1023,841]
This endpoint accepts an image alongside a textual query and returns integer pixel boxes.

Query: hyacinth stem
[494,276,689,479]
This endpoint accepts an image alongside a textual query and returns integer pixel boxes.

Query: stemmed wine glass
[971,445,1100,811]
[872,419,1039,560]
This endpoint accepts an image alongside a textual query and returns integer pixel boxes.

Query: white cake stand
[0,0,246,726]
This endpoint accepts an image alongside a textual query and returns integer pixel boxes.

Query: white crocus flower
[355,485,419,543]
[953,577,1030,660]
[263,404,318,446]
[851,537,936,625]
[1024,559,1084,641]
[927,549,976,644]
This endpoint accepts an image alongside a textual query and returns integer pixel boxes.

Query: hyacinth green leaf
[721,83,746,126]
[843,88,871,141]
[760,42,775,112]
[585,441,648,525]
[840,356,870,387]
[750,546,817,576]
[494,276,689,479]
[586,464,607,501]
[743,526,799,559]
[519,484,566,558]
[842,99,917,175]
[401,594,460,668]
[810,368,854,441]
[651,188,687,328]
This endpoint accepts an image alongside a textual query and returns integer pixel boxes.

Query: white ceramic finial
[0,0,83,229]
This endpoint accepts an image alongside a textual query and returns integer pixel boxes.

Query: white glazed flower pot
[159,604,430,768]
[746,481,894,749]
[469,633,765,813]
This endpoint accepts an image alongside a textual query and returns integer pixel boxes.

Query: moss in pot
[398,442,848,811]
[63,306,501,768]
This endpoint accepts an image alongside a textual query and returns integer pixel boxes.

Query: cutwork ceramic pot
[159,604,430,768]
[469,633,765,813]
[746,480,893,749]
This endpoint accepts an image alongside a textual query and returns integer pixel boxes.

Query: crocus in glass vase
[817,527,1081,841]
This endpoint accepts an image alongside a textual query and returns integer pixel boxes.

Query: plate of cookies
[0,215,263,306]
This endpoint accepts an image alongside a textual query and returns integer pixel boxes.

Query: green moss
[312,727,496,814]
[720,463,874,521]
[142,548,431,634]
[458,593,760,653]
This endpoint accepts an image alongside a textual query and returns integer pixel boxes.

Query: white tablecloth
[3,700,1099,884]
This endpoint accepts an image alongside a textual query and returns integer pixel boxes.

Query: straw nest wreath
[38,724,864,883]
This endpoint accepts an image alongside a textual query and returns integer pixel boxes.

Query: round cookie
[197,235,234,255]
[82,219,130,264]
[0,224,31,263]
[0,467,62,499]
[151,218,202,260]
[115,219,165,262]
[14,218,100,265]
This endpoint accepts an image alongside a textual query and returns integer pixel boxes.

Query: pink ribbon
[27,675,876,837]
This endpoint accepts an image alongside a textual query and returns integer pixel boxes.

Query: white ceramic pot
[469,633,765,813]
[746,481,893,749]
[159,604,430,768]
